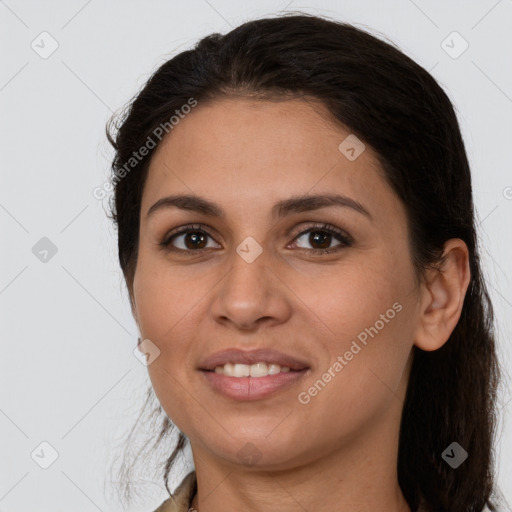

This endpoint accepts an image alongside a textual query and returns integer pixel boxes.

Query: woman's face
[132,97,423,469]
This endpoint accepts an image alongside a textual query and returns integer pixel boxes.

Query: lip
[198,348,311,371]
[198,348,311,401]
[201,369,310,401]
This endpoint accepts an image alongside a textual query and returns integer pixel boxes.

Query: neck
[189,407,411,512]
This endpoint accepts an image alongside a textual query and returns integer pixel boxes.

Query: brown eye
[291,224,353,254]
[308,231,331,249]
[182,231,208,250]
[161,224,221,252]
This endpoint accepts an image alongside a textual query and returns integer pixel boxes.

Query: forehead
[150,96,358,171]
[142,96,399,224]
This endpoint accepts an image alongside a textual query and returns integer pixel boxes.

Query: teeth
[213,362,293,377]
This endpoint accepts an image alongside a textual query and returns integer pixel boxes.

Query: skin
[131,97,470,512]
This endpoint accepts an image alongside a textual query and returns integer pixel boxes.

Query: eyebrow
[146,193,372,220]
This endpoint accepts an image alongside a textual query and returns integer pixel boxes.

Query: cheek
[293,253,416,415]
[133,256,207,430]
[293,251,414,347]
[133,249,189,338]
[295,301,413,445]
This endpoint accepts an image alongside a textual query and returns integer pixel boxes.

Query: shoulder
[417,501,495,512]
[151,471,197,512]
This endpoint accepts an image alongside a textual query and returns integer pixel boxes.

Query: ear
[414,238,471,351]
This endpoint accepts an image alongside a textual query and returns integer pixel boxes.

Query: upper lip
[198,348,310,371]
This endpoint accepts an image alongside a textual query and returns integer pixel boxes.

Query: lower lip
[201,369,309,401]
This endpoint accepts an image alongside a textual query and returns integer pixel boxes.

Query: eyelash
[160,222,354,256]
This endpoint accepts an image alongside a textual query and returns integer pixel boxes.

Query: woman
[106,12,503,512]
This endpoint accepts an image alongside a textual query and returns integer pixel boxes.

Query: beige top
[153,471,197,512]
[151,471,490,512]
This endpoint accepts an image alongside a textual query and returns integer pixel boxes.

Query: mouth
[198,348,311,401]
[205,362,303,377]
[198,347,310,372]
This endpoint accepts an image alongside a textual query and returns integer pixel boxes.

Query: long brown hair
[106,12,503,511]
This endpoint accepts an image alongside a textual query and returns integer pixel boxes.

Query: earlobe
[414,238,471,352]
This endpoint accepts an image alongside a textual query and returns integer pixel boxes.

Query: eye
[160,222,353,255]
[289,223,353,254]
[160,224,221,252]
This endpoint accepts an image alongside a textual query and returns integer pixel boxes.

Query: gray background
[1,0,511,510]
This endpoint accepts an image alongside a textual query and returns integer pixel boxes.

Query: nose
[209,244,292,332]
